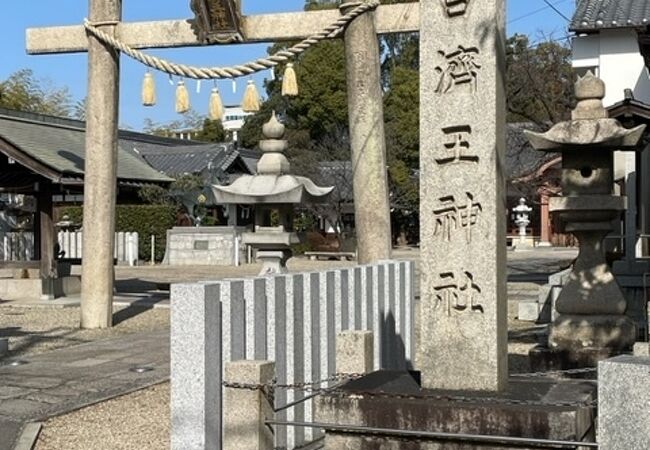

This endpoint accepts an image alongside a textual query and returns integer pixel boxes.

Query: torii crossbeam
[27,1,418,328]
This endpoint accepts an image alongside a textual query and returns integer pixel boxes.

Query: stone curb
[13,422,42,450]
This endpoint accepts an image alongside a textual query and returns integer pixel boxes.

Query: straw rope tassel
[209,87,224,121]
[176,80,190,114]
[242,80,261,112]
[282,63,299,97]
[142,72,156,106]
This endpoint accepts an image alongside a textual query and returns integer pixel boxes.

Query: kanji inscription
[432,192,482,243]
[436,125,478,165]
[433,271,484,316]
[435,46,481,94]
[442,0,470,17]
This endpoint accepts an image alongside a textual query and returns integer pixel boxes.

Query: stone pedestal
[316,371,596,450]
[547,199,636,356]
[256,250,291,275]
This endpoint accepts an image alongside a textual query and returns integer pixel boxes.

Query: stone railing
[170,260,416,450]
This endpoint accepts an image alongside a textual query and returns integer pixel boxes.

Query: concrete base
[316,371,596,449]
[256,250,291,275]
[529,344,620,371]
[0,276,81,301]
[162,226,246,266]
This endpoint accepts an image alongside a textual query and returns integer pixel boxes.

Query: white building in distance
[222,105,253,143]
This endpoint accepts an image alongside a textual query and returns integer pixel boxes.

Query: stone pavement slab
[0,329,169,450]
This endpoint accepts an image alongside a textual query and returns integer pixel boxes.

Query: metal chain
[512,367,597,378]
[222,373,366,392]
[223,368,598,409]
[83,0,380,80]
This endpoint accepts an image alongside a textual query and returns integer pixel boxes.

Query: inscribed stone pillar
[340,2,392,264]
[81,0,122,328]
[417,0,508,391]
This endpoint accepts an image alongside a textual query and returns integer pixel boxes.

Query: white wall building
[222,105,253,143]
[571,0,650,267]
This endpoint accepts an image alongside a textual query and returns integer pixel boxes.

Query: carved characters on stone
[433,271,484,316]
[441,0,470,17]
[435,46,481,94]
[436,125,478,165]
[433,192,482,243]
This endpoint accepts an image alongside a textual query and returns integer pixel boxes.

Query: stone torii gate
[27,1,418,328]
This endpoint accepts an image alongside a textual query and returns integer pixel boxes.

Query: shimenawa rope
[83,0,380,80]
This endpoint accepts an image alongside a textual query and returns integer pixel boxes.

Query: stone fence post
[336,330,374,375]
[224,360,275,450]
[599,355,650,450]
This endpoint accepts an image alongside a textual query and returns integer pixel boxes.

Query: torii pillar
[81,0,122,328]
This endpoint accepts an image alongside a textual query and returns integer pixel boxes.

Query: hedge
[60,205,176,262]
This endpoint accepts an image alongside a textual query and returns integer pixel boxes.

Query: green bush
[60,205,176,262]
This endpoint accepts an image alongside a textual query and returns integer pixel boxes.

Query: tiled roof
[139,143,232,176]
[570,0,650,31]
[0,109,173,184]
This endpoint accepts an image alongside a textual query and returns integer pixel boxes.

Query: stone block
[224,360,274,450]
[599,355,650,450]
[517,299,540,322]
[170,282,222,450]
[633,342,649,356]
[336,331,373,375]
[0,338,7,357]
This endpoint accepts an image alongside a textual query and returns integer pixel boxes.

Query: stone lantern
[512,197,533,249]
[525,72,646,365]
[213,112,333,274]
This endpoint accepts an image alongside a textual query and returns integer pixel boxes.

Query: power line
[508,0,569,24]
[541,0,571,22]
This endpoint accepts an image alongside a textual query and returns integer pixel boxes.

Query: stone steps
[508,282,544,322]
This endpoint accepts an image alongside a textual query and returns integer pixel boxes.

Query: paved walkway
[0,330,169,450]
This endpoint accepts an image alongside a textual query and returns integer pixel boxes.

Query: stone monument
[526,72,645,366]
[417,0,508,391]
[213,112,333,274]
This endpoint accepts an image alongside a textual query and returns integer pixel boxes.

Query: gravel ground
[0,306,169,358]
[35,382,170,450]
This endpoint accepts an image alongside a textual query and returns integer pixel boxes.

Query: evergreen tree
[0,69,72,117]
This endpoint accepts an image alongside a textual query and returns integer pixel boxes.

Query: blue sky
[0,0,575,130]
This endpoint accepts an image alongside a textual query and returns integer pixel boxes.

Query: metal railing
[266,421,598,449]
